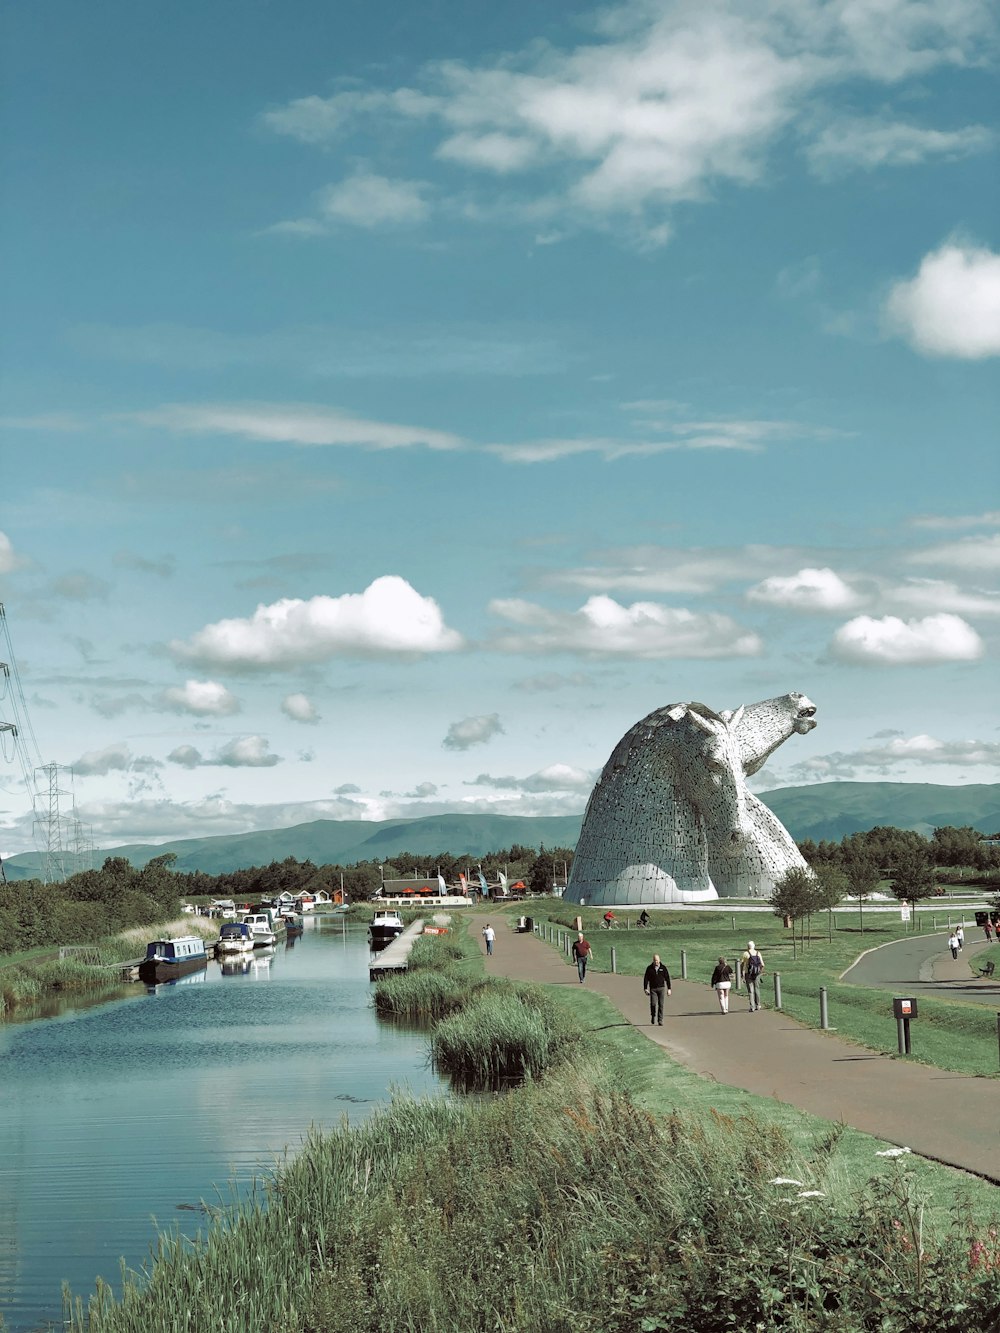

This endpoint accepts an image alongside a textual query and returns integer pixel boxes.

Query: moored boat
[138,936,209,984]
[241,913,277,947]
[368,910,404,950]
[216,921,254,956]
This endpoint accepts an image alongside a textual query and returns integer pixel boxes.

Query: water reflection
[0,923,443,1333]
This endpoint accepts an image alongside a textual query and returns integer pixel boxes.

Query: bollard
[773,971,782,1011]
[611,946,617,974]
[680,949,687,980]
[732,916,736,932]
[819,986,829,1030]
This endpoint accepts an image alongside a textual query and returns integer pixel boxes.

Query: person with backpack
[740,941,765,1012]
[710,956,734,1013]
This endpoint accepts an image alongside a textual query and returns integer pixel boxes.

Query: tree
[889,844,937,905]
[841,846,882,934]
[812,864,848,941]
[771,868,819,957]
[528,850,556,896]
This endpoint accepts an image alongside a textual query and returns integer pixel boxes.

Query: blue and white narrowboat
[138,935,209,984]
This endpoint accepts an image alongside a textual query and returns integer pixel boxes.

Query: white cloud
[166,736,282,768]
[910,510,1000,531]
[171,576,465,670]
[260,0,995,241]
[829,612,984,664]
[545,544,800,595]
[908,533,1000,572]
[212,736,282,768]
[125,402,462,452]
[0,531,26,574]
[783,734,1000,781]
[881,578,1000,617]
[167,745,203,769]
[807,118,992,176]
[71,743,134,776]
[281,692,320,724]
[318,172,431,227]
[885,241,1000,358]
[747,566,862,611]
[468,763,594,792]
[489,594,762,659]
[442,713,505,751]
[436,132,539,173]
[161,679,240,716]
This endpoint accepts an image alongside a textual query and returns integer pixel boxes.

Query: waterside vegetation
[62,926,1000,1332]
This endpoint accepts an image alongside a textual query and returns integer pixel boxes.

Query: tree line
[0,843,576,956]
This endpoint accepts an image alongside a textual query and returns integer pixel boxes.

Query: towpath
[470,915,1000,1184]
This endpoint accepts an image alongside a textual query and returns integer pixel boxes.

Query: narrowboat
[138,936,209,984]
[368,910,404,950]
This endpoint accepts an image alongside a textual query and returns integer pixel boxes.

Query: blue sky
[1,0,998,856]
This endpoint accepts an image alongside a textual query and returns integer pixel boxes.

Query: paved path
[844,932,1000,1007]
[472,916,1000,1184]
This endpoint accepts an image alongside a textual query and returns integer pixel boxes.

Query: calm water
[0,921,444,1332]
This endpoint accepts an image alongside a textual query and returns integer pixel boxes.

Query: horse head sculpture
[566,691,818,906]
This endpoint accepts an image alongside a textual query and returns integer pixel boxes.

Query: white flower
[875,1147,911,1158]
[797,1191,826,1199]
[769,1176,804,1186]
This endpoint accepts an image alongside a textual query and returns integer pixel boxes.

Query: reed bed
[373,966,471,1020]
[57,919,1000,1332]
[65,1055,1000,1333]
[430,980,580,1087]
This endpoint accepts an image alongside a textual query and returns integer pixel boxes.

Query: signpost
[893,997,917,1055]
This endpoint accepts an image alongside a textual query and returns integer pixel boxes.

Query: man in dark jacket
[571,931,593,983]
[642,954,672,1025]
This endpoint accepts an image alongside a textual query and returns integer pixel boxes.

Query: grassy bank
[61,926,1000,1332]
[541,907,1000,1076]
[0,916,219,1019]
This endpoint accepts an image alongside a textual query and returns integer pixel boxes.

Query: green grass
[540,908,1000,1077]
[63,964,1000,1333]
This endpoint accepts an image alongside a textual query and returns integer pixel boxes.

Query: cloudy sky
[1,0,998,856]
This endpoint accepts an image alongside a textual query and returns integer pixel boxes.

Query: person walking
[948,930,959,960]
[482,923,496,956]
[984,919,993,943]
[642,954,672,1026]
[956,924,964,951]
[571,931,593,983]
[739,941,765,1012]
[710,956,734,1013]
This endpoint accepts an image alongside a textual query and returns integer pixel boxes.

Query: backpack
[745,952,762,981]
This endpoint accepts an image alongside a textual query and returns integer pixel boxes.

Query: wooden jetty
[368,918,428,980]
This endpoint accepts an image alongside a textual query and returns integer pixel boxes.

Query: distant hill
[3,783,998,882]
[761,781,1000,843]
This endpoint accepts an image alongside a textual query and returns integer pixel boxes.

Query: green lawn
[551,984,1000,1229]
[537,905,1000,1077]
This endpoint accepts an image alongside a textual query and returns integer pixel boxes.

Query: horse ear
[687,709,716,735]
[729,705,745,729]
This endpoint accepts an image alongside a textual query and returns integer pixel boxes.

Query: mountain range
[3,782,998,881]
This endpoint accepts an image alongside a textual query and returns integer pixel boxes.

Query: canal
[0,920,445,1332]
